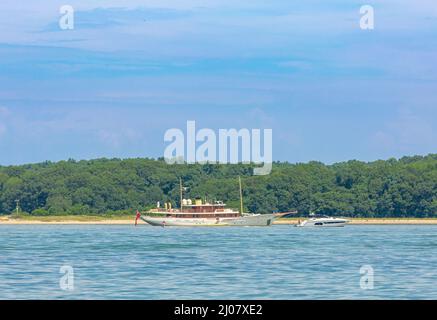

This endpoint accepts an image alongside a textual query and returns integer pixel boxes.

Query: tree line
[0,154,436,217]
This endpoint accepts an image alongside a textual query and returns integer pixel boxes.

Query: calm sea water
[0,224,436,300]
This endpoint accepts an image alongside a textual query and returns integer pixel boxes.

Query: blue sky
[0,0,437,165]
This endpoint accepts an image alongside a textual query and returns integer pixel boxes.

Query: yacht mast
[180,177,183,209]
[239,176,244,214]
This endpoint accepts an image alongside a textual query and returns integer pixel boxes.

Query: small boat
[296,215,349,227]
[136,177,296,227]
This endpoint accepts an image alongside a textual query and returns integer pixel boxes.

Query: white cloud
[0,106,10,116]
[0,107,10,138]
[372,108,437,155]
[247,107,275,128]
[98,128,140,148]
[0,123,6,137]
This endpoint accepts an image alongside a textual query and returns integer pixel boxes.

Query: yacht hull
[141,214,278,227]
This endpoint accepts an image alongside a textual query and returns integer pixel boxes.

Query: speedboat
[296,216,349,227]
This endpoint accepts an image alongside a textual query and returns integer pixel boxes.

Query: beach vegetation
[0,154,436,217]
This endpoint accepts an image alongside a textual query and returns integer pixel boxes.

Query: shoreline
[275,218,437,225]
[1,216,437,225]
[0,216,134,225]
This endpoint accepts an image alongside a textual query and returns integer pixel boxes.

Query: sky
[0,0,436,165]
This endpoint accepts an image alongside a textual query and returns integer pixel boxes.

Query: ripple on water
[0,225,437,299]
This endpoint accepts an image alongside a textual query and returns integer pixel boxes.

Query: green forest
[0,154,436,217]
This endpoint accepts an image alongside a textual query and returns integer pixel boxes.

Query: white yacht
[140,205,285,227]
[296,215,349,227]
[137,177,296,227]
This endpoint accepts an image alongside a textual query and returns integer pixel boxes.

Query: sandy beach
[0,216,134,225]
[276,218,437,225]
[1,216,437,225]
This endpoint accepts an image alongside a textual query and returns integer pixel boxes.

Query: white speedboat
[296,216,349,227]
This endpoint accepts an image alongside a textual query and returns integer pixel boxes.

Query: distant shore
[1,216,437,225]
[275,218,437,225]
[0,216,134,225]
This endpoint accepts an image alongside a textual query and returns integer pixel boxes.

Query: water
[0,224,436,299]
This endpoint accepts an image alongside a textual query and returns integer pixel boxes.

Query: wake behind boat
[136,177,296,227]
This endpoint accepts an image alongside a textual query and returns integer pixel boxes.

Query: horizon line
[1,153,435,168]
